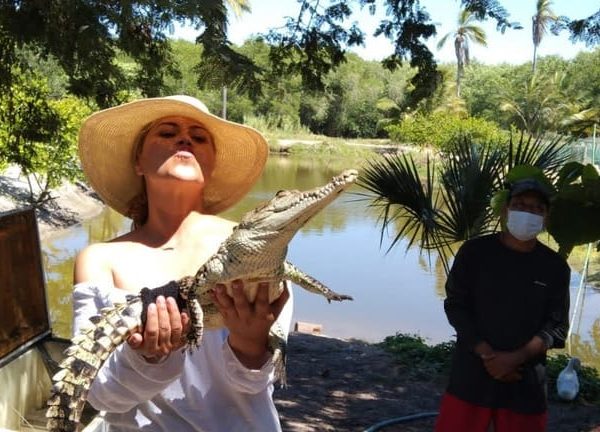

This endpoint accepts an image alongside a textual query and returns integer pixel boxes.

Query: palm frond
[438,135,505,242]
[532,0,558,46]
[464,26,488,45]
[358,153,449,259]
[436,33,451,50]
[459,8,475,26]
[562,107,600,133]
[508,133,571,182]
[225,0,251,17]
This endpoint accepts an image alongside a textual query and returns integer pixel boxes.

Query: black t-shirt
[444,233,571,414]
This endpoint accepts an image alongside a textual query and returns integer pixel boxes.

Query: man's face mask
[506,210,544,241]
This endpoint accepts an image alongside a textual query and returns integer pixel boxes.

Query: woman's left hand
[212,279,289,369]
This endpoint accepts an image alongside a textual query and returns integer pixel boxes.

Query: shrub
[386,112,508,151]
[379,333,455,379]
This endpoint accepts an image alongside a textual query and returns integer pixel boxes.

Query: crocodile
[46,169,358,432]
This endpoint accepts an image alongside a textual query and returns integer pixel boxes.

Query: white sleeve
[72,283,185,413]
[72,282,110,336]
[220,281,294,393]
[88,344,185,413]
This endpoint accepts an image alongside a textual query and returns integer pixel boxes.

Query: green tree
[552,8,600,47]
[165,39,206,96]
[15,45,70,99]
[499,70,569,134]
[264,0,520,109]
[0,72,90,204]
[0,1,259,107]
[532,0,558,73]
[461,63,512,122]
[436,9,487,98]
[263,0,595,110]
[296,54,394,137]
[239,38,303,128]
[561,48,600,135]
[562,95,600,137]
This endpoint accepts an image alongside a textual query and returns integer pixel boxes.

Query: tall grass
[244,114,312,138]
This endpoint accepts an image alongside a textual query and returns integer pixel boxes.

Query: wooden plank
[294,321,323,335]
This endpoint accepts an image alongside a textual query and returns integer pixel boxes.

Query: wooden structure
[0,208,104,431]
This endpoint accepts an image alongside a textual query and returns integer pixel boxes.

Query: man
[435,177,571,432]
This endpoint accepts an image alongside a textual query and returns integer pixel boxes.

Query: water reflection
[41,155,600,372]
[43,208,128,337]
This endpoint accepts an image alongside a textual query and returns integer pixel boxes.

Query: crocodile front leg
[283,261,353,302]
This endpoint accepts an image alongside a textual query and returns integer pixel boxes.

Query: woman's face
[135,116,216,185]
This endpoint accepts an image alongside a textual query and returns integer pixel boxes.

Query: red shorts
[435,392,547,432]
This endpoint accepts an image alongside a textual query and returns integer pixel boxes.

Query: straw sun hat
[78,95,268,216]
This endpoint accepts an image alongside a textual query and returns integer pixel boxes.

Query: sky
[173,0,598,65]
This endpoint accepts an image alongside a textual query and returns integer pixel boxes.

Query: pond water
[42,155,600,370]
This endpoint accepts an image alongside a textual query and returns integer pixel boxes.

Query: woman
[73,95,292,431]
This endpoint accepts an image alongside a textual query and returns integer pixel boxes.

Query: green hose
[364,411,438,431]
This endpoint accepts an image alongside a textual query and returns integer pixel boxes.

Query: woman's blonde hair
[126,122,154,229]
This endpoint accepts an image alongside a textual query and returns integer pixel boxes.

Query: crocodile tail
[46,298,143,432]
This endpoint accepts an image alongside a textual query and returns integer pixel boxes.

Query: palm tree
[562,93,600,136]
[532,0,558,74]
[358,134,571,273]
[226,0,251,16]
[500,71,568,135]
[221,0,251,118]
[437,9,487,98]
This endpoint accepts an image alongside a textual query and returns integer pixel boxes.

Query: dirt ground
[0,169,104,239]
[275,333,600,432]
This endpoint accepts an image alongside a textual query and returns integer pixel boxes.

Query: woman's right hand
[127,295,190,362]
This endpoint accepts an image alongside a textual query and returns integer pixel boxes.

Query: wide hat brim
[78,95,268,217]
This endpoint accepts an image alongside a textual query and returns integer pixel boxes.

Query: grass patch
[378,333,455,380]
[380,334,600,406]
[287,141,375,160]
[244,114,314,140]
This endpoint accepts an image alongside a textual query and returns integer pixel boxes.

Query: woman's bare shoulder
[74,238,141,285]
[80,228,142,254]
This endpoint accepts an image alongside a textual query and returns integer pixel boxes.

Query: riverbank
[0,167,104,240]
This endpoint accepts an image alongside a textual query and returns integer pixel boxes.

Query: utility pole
[222,86,227,120]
